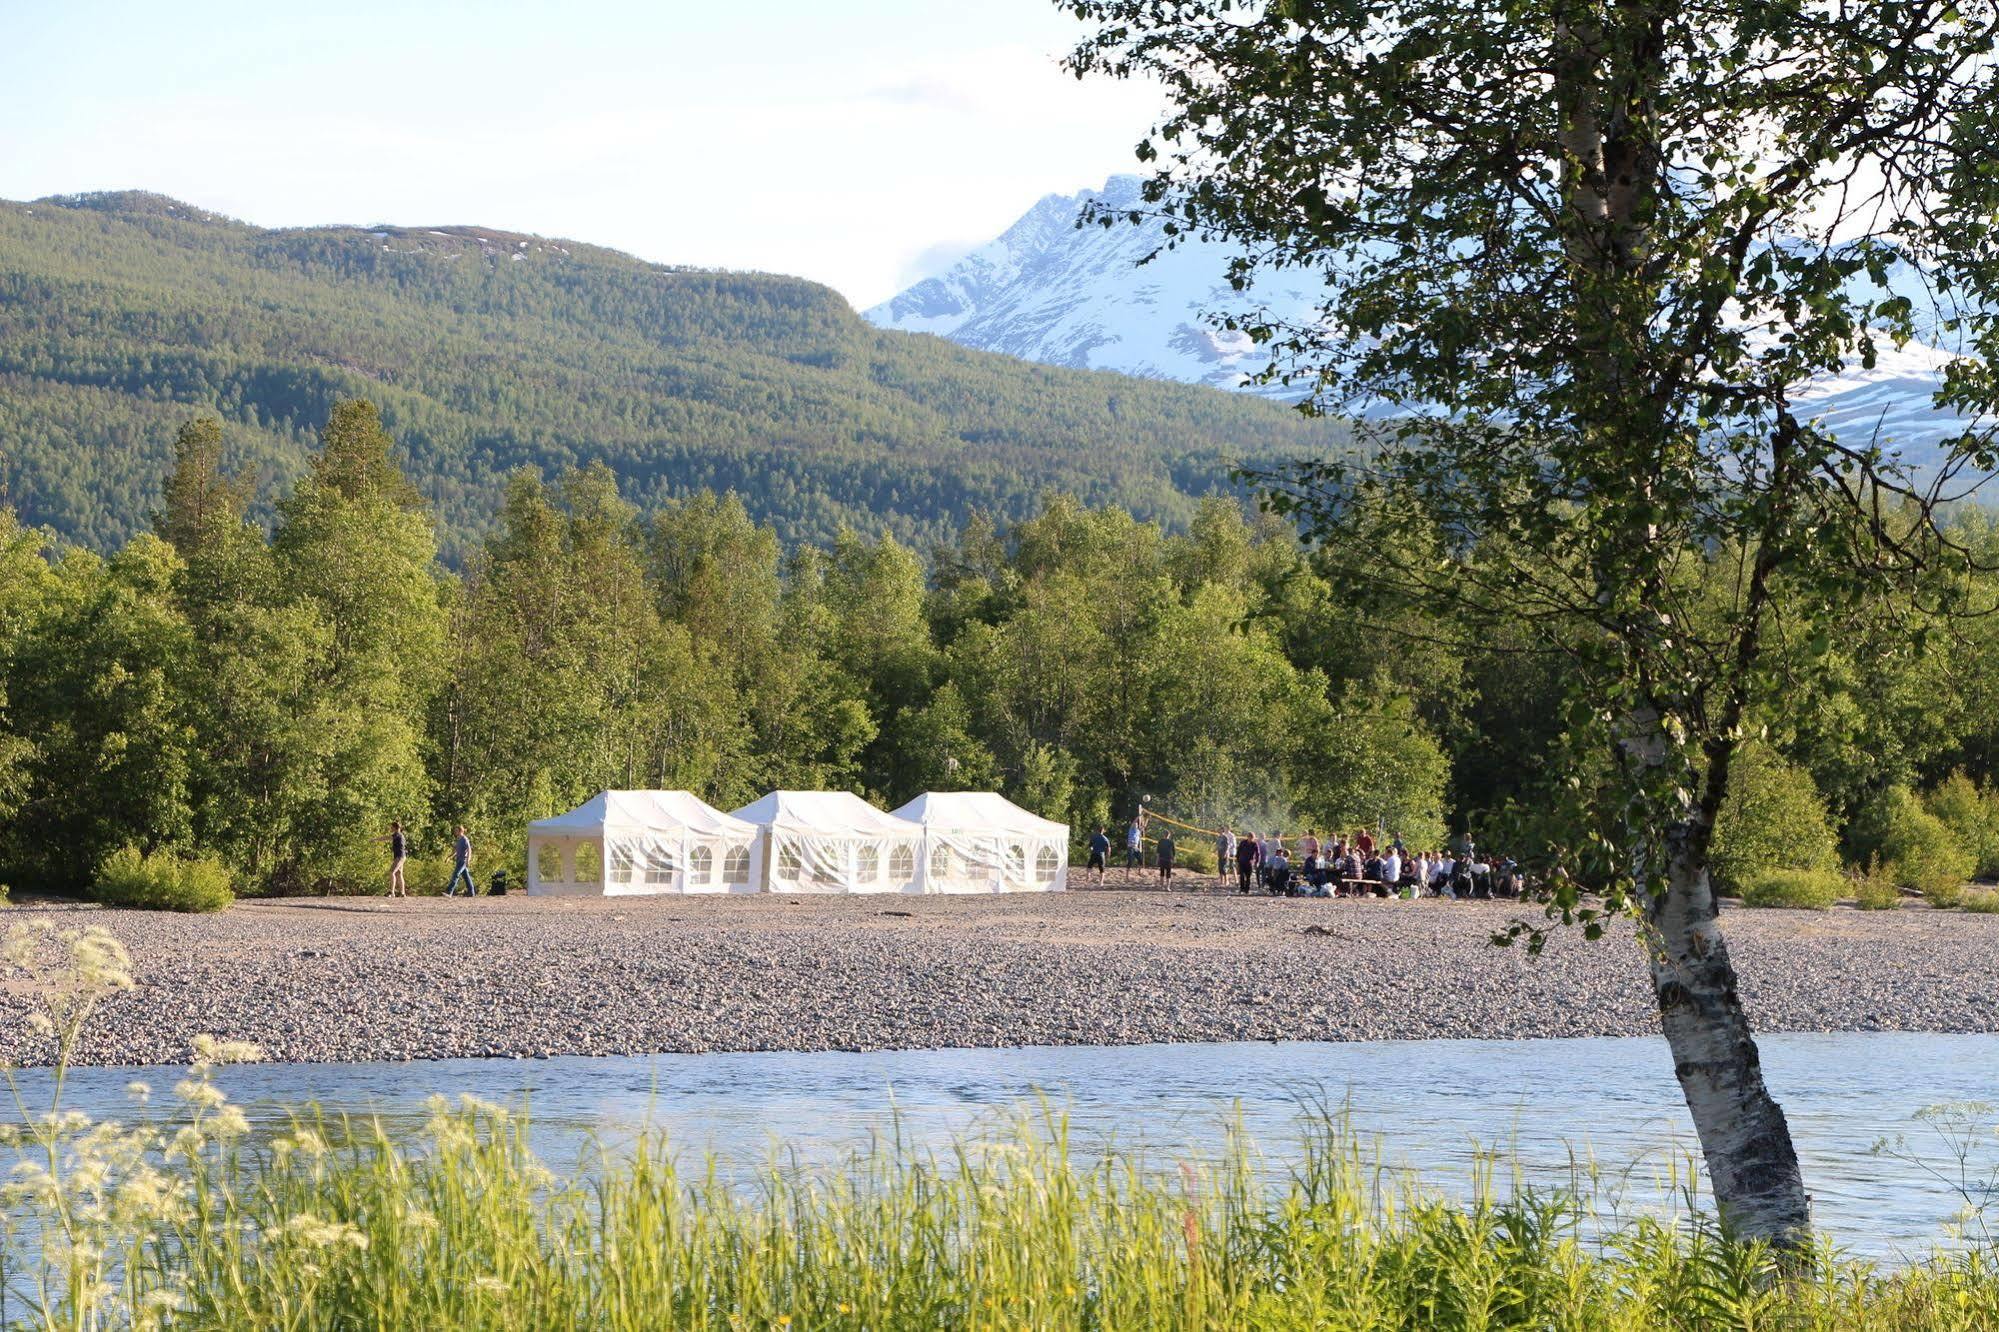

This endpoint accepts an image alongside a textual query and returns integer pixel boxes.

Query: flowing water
[16,1031,1998,1259]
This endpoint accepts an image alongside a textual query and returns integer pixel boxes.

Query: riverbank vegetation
[3,925,1998,1331]
[9,404,1999,902]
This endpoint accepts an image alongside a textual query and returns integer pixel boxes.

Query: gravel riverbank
[1,886,1993,1067]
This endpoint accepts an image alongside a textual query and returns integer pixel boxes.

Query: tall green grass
[6,923,1999,1329]
[69,1106,1999,1331]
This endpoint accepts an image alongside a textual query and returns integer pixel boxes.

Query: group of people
[1084,813,1523,900]
[1226,828,1522,899]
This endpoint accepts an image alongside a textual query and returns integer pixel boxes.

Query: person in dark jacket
[1235,832,1259,895]
[1157,829,1177,887]
[1087,826,1111,885]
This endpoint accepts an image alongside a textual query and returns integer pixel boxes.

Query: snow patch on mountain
[867,176,1986,473]
[865,176,1315,397]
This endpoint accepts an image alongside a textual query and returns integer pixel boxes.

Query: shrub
[1738,867,1845,911]
[1860,786,1974,907]
[1851,861,1903,911]
[405,851,462,897]
[1923,878,1969,909]
[1924,770,1999,877]
[1962,890,1999,915]
[1709,745,1839,894]
[94,847,234,913]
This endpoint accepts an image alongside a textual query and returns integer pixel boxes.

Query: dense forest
[8,402,1999,905]
[0,191,1348,561]
[0,403,1440,896]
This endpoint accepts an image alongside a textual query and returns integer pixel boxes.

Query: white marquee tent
[730,790,925,894]
[891,792,1071,893]
[526,791,762,896]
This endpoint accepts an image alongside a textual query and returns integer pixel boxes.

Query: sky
[0,0,1162,308]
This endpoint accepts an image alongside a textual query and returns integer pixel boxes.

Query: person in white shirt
[1413,854,1432,896]
[1380,849,1403,894]
[1435,855,1457,898]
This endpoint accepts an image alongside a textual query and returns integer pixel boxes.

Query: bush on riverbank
[93,845,233,912]
[1711,745,1840,894]
[1861,786,1974,907]
[1925,770,1999,877]
[1852,862,1904,911]
[1961,890,1999,914]
[1739,867,1846,910]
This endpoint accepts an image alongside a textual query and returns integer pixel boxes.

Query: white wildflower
[173,1079,227,1110]
[277,1213,369,1252]
[189,1034,263,1066]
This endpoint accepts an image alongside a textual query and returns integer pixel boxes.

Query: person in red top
[1355,828,1375,856]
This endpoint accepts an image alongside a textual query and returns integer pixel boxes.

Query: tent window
[609,844,635,885]
[723,845,750,885]
[889,844,915,881]
[856,844,880,881]
[1036,846,1061,882]
[775,841,801,881]
[929,844,952,880]
[536,842,565,884]
[690,845,714,884]
[643,848,674,886]
[1005,843,1027,881]
[573,840,602,884]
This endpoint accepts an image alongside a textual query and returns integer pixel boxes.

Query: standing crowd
[1085,815,1524,900]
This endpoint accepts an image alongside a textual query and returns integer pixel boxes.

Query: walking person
[1157,828,1176,887]
[1215,825,1235,887]
[377,819,409,898]
[446,824,479,897]
[1087,825,1111,885]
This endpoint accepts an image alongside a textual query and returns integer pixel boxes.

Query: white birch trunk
[1646,820,1811,1245]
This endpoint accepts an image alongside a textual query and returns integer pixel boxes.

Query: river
[14,1031,1996,1259]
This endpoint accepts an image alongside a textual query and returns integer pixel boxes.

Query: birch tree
[1062,0,1999,1243]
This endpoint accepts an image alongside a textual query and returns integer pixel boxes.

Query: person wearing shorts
[1157,829,1176,886]
[1087,826,1110,884]
[378,820,408,897]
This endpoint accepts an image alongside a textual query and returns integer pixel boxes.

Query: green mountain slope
[0,191,1345,557]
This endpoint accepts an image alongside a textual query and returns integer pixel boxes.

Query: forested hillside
[0,191,1346,558]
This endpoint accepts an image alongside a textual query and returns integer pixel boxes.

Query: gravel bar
[2,884,1995,1067]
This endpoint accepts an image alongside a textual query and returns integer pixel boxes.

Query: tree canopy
[1062,0,1999,1245]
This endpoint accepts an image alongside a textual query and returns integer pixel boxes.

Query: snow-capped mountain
[866,176,1982,472]
[864,176,1315,397]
